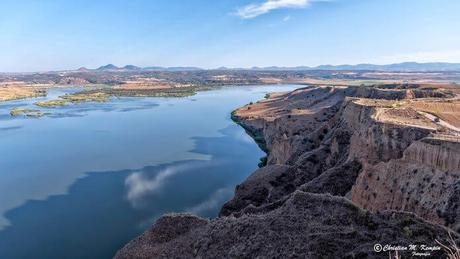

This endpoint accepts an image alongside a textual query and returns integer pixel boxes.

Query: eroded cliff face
[116,84,460,258]
[230,84,460,231]
[352,137,460,231]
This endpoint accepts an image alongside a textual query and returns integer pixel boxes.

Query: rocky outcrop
[116,84,460,258]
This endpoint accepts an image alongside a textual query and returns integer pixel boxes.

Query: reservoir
[0,85,298,259]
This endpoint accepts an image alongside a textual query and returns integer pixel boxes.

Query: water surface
[0,85,299,258]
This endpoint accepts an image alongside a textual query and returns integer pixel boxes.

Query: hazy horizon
[1,0,459,72]
[4,61,460,74]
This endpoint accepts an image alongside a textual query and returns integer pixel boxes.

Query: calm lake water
[0,85,299,259]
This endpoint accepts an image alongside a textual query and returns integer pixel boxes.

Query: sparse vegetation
[258,156,268,167]
[61,92,110,103]
[10,107,45,117]
[35,99,68,107]
[34,92,111,107]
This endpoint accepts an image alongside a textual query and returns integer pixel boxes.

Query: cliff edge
[116,84,460,258]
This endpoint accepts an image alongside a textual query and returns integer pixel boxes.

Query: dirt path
[418,111,460,134]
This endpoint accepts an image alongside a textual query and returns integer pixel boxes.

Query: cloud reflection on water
[124,162,212,208]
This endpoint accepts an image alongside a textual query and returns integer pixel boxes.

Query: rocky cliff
[116,84,460,258]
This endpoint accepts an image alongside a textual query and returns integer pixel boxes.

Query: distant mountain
[88,62,460,72]
[143,66,203,71]
[312,62,460,71]
[122,65,142,70]
[77,67,90,72]
[260,62,460,72]
[377,62,460,71]
[97,64,119,70]
[165,67,203,71]
[143,66,165,71]
[215,62,460,72]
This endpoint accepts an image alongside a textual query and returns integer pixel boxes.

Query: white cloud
[236,0,309,19]
[283,15,291,21]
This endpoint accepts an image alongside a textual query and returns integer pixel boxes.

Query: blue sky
[0,0,459,72]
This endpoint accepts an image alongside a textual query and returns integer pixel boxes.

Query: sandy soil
[0,85,45,101]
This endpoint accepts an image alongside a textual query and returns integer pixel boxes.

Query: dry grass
[411,100,460,128]
[0,86,46,101]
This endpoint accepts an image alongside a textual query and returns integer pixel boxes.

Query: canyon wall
[116,84,460,258]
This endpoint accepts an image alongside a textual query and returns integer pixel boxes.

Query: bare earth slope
[116,84,460,258]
